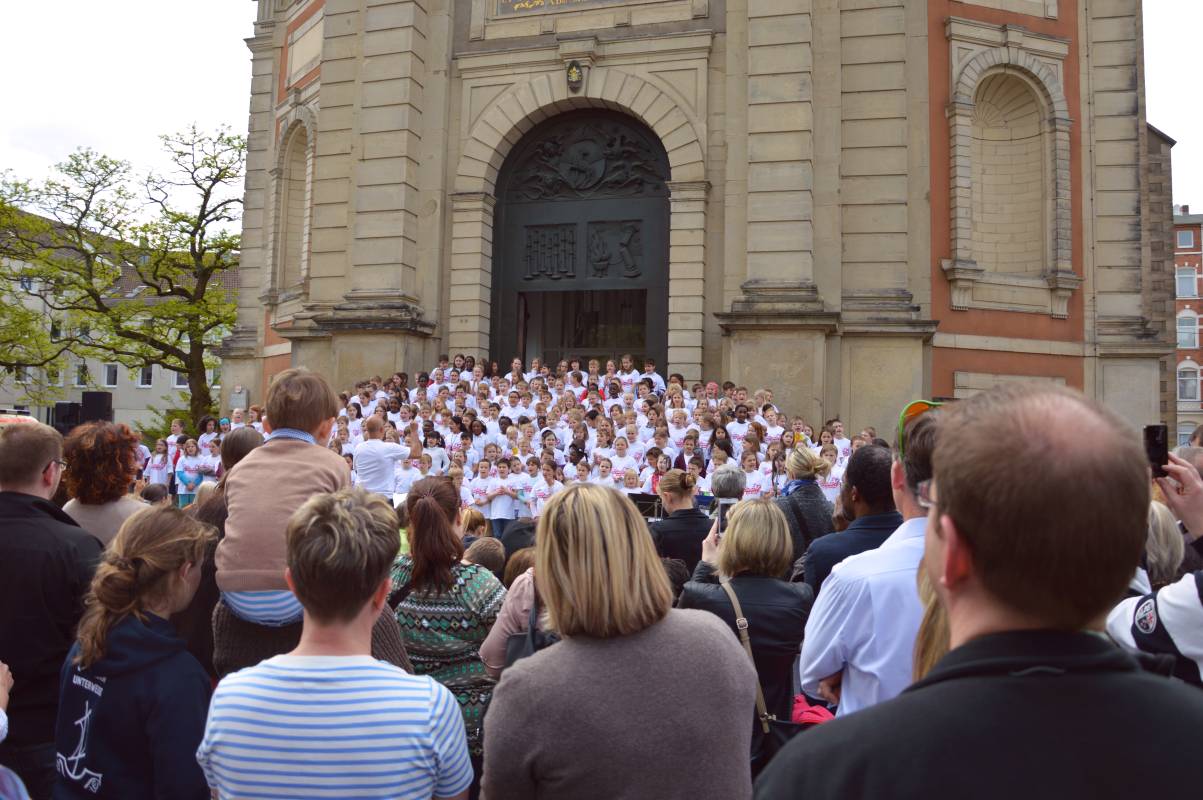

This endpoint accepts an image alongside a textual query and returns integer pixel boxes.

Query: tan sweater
[63,496,147,545]
[216,437,349,592]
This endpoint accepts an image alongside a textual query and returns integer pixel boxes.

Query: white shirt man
[354,419,420,496]
[797,426,935,717]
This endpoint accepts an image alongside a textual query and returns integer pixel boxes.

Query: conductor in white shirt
[798,407,943,716]
[354,416,423,497]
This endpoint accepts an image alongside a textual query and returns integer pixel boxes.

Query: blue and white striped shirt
[220,589,304,627]
[197,655,473,799]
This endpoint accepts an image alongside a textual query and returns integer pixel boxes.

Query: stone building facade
[221,0,1173,433]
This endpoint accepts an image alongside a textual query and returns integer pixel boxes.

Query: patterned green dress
[390,556,506,754]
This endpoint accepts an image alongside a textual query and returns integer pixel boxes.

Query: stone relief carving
[523,224,576,280]
[588,221,642,278]
[506,119,668,202]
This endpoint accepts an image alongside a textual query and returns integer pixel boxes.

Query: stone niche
[941,17,1080,318]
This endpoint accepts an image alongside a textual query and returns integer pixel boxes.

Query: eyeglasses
[45,458,67,472]
[916,479,936,510]
[896,400,943,461]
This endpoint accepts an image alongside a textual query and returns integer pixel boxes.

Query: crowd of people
[1,352,1202,800]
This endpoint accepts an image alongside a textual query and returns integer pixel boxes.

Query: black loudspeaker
[80,391,113,423]
[53,402,82,434]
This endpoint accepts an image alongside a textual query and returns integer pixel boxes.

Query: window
[1178,267,1198,298]
[175,371,189,388]
[1178,230,1195,249]
[14,366,30,384]
[137,365,154,387]
[46,367,61,387]
[74,363,90,387]
[18,276,33,291]
[49,320,61,341]
[1179,365,1200,401]
[1179,315,1199,349]
[1180,423,1198,447]
[103,364,119,388]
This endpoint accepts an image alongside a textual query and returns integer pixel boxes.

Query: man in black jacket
[755,384,1203,800]
[801,445,901,595]
[0,422,102,800]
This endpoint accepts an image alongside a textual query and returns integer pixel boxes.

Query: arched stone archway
[266,104,317,303]
[490,109,671,370]
[448,68,708,380]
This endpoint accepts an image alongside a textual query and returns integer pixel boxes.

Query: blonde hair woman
[912,568,950,681]
[775,446,836,565]
[1145,501,1184,590]
[483,484,758,800]
[679,498,813,776]
[55,506,214,799]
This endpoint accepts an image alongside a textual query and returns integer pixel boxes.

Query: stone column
[719,0,833,417]
[668,181,708,383]
[741,0,817,304]
[345,0,429,306]
[219,10,277,406]
[447,192,495,360]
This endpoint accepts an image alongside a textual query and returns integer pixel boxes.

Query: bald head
[364,416,384,438]
[932,384,1148,629]
[1174,446,1203,479]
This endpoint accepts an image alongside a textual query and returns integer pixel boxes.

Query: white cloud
[0,1,251,182]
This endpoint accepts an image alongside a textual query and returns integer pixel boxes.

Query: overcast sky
[0,1,1199,205]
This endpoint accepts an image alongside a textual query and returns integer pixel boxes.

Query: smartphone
[1144,424,1169,479]
[716,498,737,541]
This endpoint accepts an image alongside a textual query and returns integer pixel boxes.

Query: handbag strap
[719,578,773,733]
[527,593,540,632]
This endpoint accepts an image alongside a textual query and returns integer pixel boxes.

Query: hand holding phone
[1144,424,1169,479]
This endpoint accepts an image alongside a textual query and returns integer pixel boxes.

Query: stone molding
[217,325,261,359]
[944,17,1077,318]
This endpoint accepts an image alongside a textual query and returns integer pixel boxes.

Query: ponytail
[75,506,214,668]
[405,477,464,594]
[658,469,695,498]
[786,447,830,480]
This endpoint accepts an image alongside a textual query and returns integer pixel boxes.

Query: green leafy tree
[0,126,243,426]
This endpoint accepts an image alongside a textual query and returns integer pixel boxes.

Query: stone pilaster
[447,192,495,359]
[668,181,708,383]
[220,7,279,405]
[740,0,818,307]
[346,0,429,303]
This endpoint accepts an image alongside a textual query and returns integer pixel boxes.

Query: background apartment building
[1176,206,1203,444]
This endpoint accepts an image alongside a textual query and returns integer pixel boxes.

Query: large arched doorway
[491,109,670,369]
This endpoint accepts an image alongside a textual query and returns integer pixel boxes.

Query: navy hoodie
[52,613,210,800]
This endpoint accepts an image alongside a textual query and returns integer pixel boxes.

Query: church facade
[220,0,1174,433]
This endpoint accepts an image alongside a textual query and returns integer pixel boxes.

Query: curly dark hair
[64,421,140,505]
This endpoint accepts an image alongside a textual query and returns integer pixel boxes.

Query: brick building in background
[1175,205,1203,443]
